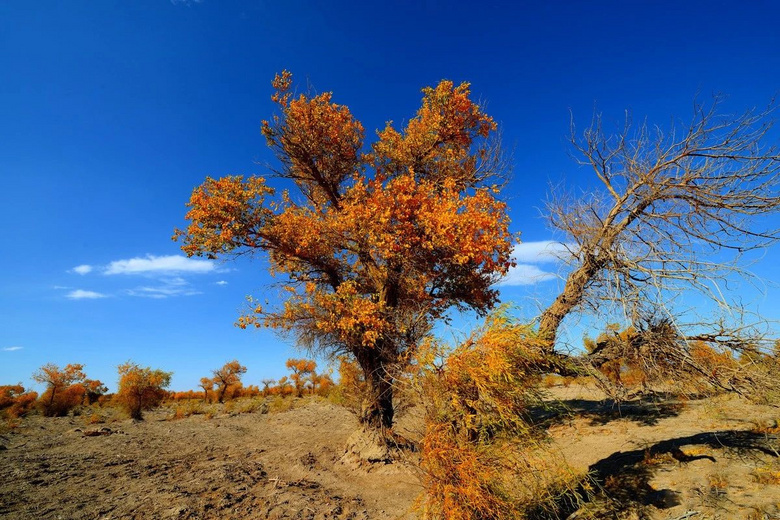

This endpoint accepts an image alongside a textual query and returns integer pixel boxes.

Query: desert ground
[1,385,779,519]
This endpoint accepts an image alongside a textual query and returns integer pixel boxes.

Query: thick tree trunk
[354,349,394,431]
[538,258,600,351]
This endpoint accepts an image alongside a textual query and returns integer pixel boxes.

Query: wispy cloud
[105,255,215,275]
[171,0,202,5]
[2,346,23,352]
[71,264,93,275]
[216,280,228,286]
[126,277,201,299]
[66,289,108,300]
[502,264,558,286]
[501,241,574,286]
[511,241,573,264]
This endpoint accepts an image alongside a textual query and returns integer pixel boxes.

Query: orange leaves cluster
[263,70,364,209]
[372,80,496,187]
[210,360,247,403]
[116,362,172,420]
[285,358,317,397]
[174,175,274,259]
[0,385,37,420]
[32,363,89,417]
[414,309,577,518]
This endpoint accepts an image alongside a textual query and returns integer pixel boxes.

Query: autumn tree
[275,376,292,397]
[0,385,38,420]
[199,377,214,403]
[82,379,108,405]
[32,363,87,417]
[540,97,780,396]
[211,360,247,403]
[175,72,513,430]
[285,358,317,397]
[261,378,275,397]
[312,373,334,396]
[116,362,172,420]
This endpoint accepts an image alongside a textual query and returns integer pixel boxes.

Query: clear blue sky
[2,1,779,392]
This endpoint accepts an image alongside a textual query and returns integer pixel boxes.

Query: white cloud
[71,264,93,275]
[499,240,576,286]
[3,346,23,352]
[126,277,201,299]
[105,255,215,275]
[66,289,107,300]
[511,241,573,264]
[501,264,557,286]
[216,280,228,286]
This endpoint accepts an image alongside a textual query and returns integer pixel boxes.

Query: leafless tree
[539,96,780,395]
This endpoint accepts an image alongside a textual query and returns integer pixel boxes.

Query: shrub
[0,384,38,420]
[32,363,87,417]
[115,362,172,420]
[415,308,585,519]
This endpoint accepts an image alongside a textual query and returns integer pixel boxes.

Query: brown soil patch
[0,400,419,519]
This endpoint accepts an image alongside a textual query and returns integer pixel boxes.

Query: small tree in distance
[82,379,108,405]
[199,377,214,403]
[285,358,316,397]
[116,362,172,420]
[211,360,247,403]
[261,379,275,397]
[32,363,87,417]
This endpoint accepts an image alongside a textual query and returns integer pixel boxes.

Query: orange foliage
[211,360,247,403]
[82,379,108,405]
[199,377,214,402]
[285,358,317,397]
[274,376,294,397]
[115,362,172,420]
[171,390,206,401]
[332,356,367,413]
[689,340,738,378]
[32,363,87,416]
[175,72,514,429]
[0,385,38,419]
[415,309,580,518]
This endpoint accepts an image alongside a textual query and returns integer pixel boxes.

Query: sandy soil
[546,385,780,519]
[0,400,420,520]
[1,389,779,519]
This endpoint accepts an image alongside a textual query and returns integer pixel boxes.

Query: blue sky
[2,1,779,392]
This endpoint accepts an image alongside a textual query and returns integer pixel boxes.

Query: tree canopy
[175,72,514,428]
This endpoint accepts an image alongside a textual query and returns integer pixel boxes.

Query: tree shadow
[531,393,688,428]
[537,430,778,519]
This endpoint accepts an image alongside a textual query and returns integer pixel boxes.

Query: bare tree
[539,97,780,393]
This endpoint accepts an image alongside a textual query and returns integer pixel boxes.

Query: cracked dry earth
[0,401,420,520]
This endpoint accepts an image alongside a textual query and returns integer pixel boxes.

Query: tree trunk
[354,349,394,431]
[538,258,600,351]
